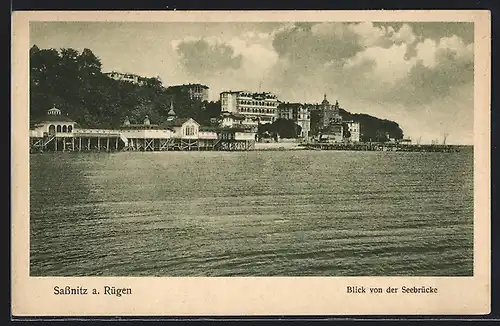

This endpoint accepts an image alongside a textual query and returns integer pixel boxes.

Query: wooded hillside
[29,45,404,142]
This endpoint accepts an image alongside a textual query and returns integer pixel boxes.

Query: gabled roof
[219,126,254,133]
[161,117,200,128]
[120,124,160,130]
[199,126,219,132]
[279,102,303,106]
[278,102,303,109]
[221,112,246,120]
[167,83,209,90]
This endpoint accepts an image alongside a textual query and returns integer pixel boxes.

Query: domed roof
[47,106,62,116]
[168,101,176,116]
[321,94,330,105]
[34,106,75,123]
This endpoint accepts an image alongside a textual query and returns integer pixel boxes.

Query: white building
[277,103,311,139]
[120,115,173,140]
[162,118,202,139]
[345,121,361,143]
[121,116,217,141]
[297,106,311,139]
[29,106,76,137]
[166,84,209,102]
[220,91,279,128]
[105,72,149,86]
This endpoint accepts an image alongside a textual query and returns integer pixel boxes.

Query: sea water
[29,149,474,276]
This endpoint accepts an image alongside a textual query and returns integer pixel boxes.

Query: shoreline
[29,144,470,154]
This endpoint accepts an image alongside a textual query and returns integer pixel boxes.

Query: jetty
[301,142,461,153]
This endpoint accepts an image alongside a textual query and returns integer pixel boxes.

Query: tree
[339,109,403,142]
[30,47,61,119]
[272,118,302,138]
[29,45,177,128]
[309,108,322,136]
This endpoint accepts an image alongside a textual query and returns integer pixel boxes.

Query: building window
[185,126,195,136]
[48,125,55,134]
[68,125,73,132]
[62,125,67,132]
[56,125,61,132]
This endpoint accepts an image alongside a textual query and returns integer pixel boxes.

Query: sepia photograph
[12,10,491,317]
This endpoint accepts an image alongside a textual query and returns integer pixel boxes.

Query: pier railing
[74,129,122,136]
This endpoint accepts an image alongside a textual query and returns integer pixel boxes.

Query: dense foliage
[258,118,302,139]
[29,45,220,128]
[339,109,404,142]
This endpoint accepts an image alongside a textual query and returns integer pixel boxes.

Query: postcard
[11,10,491,317]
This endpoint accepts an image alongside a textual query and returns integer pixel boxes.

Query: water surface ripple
[30,150,474,276]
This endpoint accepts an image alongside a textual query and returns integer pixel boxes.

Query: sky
[30,21,475,145]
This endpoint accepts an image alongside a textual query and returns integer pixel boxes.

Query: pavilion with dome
[30,106,76,137]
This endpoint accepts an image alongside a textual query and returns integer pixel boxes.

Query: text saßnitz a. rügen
[53,285,132,297]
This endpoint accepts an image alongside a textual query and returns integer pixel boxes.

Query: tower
[167,101,177,122]
[333,100,342,123]
[321,94,332,128]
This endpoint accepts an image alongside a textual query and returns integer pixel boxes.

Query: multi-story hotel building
[220,91,279,128]
[166,83,209,102]
[105,71,150,86]
[277,102,311,139]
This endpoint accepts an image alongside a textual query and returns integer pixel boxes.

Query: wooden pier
[29,107,257,153]
[302,142,461,153]
[123,137,223,151]
[29,130,256,153]
[30,129,124,153]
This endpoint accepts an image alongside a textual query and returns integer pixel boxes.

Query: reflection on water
[30,150,473,276]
